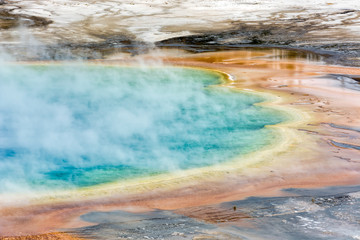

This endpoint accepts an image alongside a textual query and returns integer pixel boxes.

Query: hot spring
[0,64,286,194]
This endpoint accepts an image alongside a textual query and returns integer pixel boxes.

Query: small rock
[172,232,184,236]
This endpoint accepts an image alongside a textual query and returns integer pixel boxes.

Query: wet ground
[67,186,360,240]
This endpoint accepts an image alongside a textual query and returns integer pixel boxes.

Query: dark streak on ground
[328,123,360,133]
[330,140,360,151]
[0,8,52,29]
[155,21,360,67]
[317,74,360,91]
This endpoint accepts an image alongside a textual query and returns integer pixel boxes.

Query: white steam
[0,63,282,193]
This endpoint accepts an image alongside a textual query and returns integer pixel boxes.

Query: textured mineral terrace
[1,0,360,42]
[1,0,360,65]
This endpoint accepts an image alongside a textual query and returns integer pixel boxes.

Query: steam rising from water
[0,65,284,193]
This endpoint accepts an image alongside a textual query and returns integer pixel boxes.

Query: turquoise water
[0,65,285,193]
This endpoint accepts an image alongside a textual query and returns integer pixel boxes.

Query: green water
[0,65,286,192]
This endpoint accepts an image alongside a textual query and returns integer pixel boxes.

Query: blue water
[0,65,285,192]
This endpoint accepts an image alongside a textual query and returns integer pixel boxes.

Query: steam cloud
[0,61,284,194]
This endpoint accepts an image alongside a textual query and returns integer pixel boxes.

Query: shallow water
[70,185,360,240]
[0,65,285,193]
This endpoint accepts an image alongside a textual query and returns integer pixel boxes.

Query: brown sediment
[0,9,52,29]
[1,49,360,237]
[0,232,85,240]
[175,205,253,225]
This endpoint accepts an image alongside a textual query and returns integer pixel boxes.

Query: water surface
[0,65,285,193]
